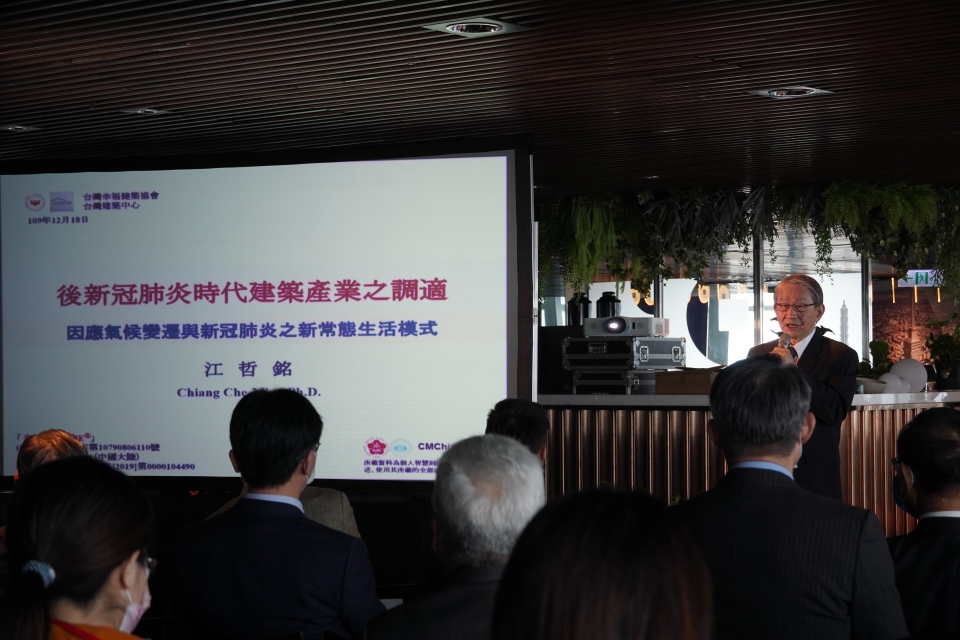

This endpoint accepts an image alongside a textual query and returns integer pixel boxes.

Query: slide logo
[50,191,74,212]
[365,438,388,456]
[389,439,412,458]
[25,194,45,211]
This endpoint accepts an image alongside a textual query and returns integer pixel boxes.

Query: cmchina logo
[25,194,45,211]
[389,439,412,458]
[365,438,387,456]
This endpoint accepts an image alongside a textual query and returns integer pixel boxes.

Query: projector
[583,317,669,337]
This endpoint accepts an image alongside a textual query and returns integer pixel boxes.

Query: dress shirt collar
[791,331,816,360]
[243,492,304,513]
[730,460,794,480]
[919,510,960,519]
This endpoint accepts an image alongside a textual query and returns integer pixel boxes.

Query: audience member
[366,435,544,640]
[491,490,711,640]
[484,398,549,461]
[0,457,154,640]
[16,428,87,481]
[0,429,89,592]
[675,355,908,640]
[887,407,960,639]
[177,388,384,640]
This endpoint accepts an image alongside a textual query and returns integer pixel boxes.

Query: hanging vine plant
[537,181,960,303]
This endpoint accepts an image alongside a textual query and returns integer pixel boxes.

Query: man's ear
[707,419,723,450]
[537,446,547,464]
[300,449,317,477]
[900,462,915,489]
[799,412,816,444]
[228,450,240,474]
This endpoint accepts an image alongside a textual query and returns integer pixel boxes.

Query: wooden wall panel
[544,404,932,536]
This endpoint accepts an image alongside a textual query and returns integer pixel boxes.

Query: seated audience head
[492,491,711,640]
[484,398,550,461]
[0,457,154,640]
[894,407,960,516]
[432,435,545,569]
[228,388,323,491]
[708,355,815,465]
[15,429,87,481]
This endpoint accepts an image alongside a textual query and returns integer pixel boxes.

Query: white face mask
[119,583,151,633]
[306,459,316,485]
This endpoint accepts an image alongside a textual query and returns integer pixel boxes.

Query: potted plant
[858,340,892,377]
[925,314,960,390]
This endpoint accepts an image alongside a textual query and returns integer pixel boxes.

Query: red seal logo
[25,194,45,211]
[365,438,387,456]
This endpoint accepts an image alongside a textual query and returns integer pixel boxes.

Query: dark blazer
[178,498,385,640]
[888,516,960,639]
[364,564,503,640]
[748,332,859,499]
[675,468,908,640]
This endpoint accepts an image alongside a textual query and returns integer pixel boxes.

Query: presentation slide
[2,152,516,480]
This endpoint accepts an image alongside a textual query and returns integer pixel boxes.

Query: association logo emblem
[365,438,388,456]
[389,439,412,458]
[25,194,45,211]
[50,191,74,212]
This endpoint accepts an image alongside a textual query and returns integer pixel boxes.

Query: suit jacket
[887,516,960,639]
[364,564,503,640]
[209,486,362,538]
[675,468,908,640]
[178,498,385,640]
[748,332,859,499]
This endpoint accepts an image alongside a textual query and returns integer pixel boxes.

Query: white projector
[583,317,669,337]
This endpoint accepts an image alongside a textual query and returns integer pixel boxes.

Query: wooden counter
[539,392,960,537]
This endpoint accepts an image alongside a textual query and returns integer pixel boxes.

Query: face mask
[119,583,151,633]
[306,459,316,485]
[892,473,919,518]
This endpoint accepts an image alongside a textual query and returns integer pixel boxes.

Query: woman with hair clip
[491,490,712,640]
[0,456,154,640]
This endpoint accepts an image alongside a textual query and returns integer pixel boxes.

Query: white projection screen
[1,142,532,484]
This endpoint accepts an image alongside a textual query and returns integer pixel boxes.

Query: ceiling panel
[2,0,958,194]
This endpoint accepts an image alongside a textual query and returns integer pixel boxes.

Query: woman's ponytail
[0,565,53,640]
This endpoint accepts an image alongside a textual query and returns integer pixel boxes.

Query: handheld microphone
[778,333,792,349]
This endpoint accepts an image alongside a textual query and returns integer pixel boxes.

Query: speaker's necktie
[789,346,799,363]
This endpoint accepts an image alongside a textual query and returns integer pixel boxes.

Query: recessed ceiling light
[446,22,502,34]
[121,108,170,115]
[421,17,529,38]
[1,124,39,132]
[748,86,832,99]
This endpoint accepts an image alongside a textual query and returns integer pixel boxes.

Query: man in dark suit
[178,389,384,640]
[365,435,545,640]
[484,398,550,462]
[748,273,859,500]
[887,407,960,639]
[675,356,908,640]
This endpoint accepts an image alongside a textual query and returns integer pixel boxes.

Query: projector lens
[604,317,627,334]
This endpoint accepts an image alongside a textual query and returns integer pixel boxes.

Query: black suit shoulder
[675,469,907,640]
[886,518,960,639]
[365,582,498,640]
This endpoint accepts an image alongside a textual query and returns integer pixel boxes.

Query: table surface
[537,391,960,408]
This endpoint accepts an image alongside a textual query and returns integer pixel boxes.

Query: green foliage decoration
[858,340,892,376]
[537,181,960,304]
[925,314,960,379]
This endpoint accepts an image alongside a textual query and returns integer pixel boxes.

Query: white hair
[433,434,545,566]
